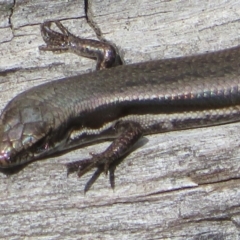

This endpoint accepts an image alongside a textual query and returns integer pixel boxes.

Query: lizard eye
[36,143,50,153]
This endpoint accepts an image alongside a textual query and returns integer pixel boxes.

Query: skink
[1,21,240,192]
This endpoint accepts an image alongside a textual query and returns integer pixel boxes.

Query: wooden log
[0,0,240,238]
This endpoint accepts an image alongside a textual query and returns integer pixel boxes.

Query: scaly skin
[1,21,240,191]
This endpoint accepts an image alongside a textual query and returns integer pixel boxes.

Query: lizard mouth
[0,149,11,167]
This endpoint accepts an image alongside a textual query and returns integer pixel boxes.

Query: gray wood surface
[1,0,240,239]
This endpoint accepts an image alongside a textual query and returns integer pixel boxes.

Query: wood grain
[1,0,240,239]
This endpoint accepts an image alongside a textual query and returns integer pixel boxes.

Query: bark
[0,0,240,239]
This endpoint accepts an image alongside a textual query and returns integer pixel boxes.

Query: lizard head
[0,96,54,168]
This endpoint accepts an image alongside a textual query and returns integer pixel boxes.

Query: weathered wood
[1,0,240,239]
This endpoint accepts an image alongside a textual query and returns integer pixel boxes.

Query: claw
[77,162,95,178]
[104,162,110,175]
[84,166,103,193]
[39,21,71,52]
